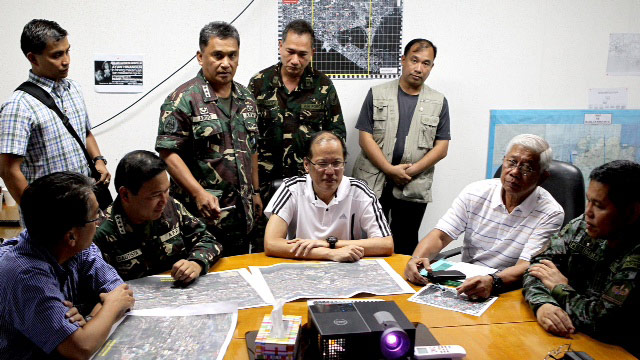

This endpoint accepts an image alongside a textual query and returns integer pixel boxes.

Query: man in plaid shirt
[0,19,110,204]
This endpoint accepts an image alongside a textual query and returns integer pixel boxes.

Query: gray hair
[505,134,552,171]
[199,21,240,51]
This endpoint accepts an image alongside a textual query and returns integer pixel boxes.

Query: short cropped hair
[282,19,315,44]
[404,38,437,59]
[21,172,94,245]
[590,160,640,210]
[505,134,553,172]
[20,19,67,56]
[115,150,168,195]
[306,131,347,160]
[199,21,240,51]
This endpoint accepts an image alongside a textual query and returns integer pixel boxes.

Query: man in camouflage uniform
[156,22,261,255]
[523,160,640,357]
[94,150,222,282]
[248,19,345,197]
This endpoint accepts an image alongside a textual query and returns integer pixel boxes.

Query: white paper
[250,259,415,303]
[588,88,628,109]
[94,54,143,92]
[127,268,271,310]
[606,33,640,76]
[408,284,498,317]
[92,302,237,360]
[584,113,612,125]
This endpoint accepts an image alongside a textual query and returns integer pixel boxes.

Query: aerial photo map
[280,0,403,78]
[127,269,270,310]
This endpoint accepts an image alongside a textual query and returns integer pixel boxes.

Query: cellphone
[422,270,466,283]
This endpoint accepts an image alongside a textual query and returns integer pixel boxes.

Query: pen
[220,205,236,212]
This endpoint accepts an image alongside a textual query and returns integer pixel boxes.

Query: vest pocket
[373,103,388,120]
[418,115,439,148]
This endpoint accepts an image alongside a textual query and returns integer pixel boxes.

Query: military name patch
[159,227,180,242]
[242,112,257,119]
[116,249,142,263]
[258,99,277,106]
[301,104,324,110]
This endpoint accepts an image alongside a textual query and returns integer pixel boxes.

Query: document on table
[408,284,497,316]
[420,259,498,279]
[92,302,237,360]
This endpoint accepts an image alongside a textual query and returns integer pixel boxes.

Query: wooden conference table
[214,253,634,360]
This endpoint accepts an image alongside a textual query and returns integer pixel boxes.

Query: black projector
[308,301,415,360]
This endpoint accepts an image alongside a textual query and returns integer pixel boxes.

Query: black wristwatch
[489,272,504,295]
[93,156,107,165]
[326,236,338,249]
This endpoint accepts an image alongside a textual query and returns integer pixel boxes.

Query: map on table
[93,303,237,360]
[279,0,403,79]
[127,269,271,310]
[408,284,497,317]
[250,259,414,303]
[487,110,640,185]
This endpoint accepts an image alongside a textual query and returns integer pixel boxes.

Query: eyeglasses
[503,158,536,177]
[544,343,572,360]
[85,211,106,227]
[307,159,346,170]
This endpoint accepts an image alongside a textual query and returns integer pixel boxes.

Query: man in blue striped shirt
[0,19,110,205]
[405,134,564,299]
[0,172,134,359]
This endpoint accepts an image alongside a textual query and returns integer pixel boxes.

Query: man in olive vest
[352,38,451,255]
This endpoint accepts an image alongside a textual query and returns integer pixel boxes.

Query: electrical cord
[92,0,255,129]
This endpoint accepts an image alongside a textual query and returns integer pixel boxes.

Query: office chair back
[494,160,585,227]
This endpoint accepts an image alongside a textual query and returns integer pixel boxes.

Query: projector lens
[380,328,410,359]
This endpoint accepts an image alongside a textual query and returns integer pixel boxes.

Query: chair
[432,160,585,262]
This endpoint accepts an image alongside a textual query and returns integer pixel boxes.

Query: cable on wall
[92,0,255,129]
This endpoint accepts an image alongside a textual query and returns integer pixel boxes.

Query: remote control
[413,345,466,359]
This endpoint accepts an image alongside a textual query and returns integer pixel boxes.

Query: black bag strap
[16,81,100,179]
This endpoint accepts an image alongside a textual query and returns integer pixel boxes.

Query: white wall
[1,1,639,249]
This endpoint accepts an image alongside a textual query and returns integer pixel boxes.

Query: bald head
[306,131,347,159]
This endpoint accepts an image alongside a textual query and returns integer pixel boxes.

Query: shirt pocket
[298,109,324,135]
[418,115,439,149]
[191,115,223,155]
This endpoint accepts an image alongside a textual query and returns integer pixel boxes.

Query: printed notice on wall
[94,54,143,93]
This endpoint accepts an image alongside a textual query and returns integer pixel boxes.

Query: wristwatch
[93,156,107,165]
[489,272,504,295]
[326,236,338,249]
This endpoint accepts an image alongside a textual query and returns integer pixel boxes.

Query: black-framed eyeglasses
[85,212,106,227]
[307,158,346,170]
[503,158,536,177]
[544,343,572,360]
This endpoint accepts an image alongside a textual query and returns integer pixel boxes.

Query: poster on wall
[279,0,403,79]
[94,54,143,93]
[606,33,640,76]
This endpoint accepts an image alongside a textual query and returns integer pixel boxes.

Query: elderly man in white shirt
[264,131,394,262]
[405,134,564,299]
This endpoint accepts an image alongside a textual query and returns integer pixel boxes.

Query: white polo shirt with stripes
[435,178,564,270]
[264,174,391,240]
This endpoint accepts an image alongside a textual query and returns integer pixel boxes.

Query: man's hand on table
[288,238,327,257]
[457,275,493,299]
[404,257,431,285]
[171,259,203,284]
[536,303,575,337]
[330,245,364,262]
[528,259,569,291]
[63,301,86,327]
[99,284,135,319]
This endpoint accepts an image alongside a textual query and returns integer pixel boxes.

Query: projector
[307,301,415,360]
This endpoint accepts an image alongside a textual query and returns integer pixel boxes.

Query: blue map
[487,110,640,185]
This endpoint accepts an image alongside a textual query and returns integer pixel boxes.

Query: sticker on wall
[94,54,143,93]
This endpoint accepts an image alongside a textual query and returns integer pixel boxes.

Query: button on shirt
[435,179,564,270]
[0,71,92,183]
[0,231,123,358]
[264,174,391,240]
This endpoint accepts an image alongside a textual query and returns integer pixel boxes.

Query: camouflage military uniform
[156,70,258,253]
[94,196,222,281]
[523,216,639,354]
[248,62,346,191]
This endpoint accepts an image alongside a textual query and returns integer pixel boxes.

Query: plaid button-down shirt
[0,71,92,183]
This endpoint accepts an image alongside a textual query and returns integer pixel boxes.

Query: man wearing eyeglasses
[405,134,564,300]
[263,131,393,262]
[352,38,451,256]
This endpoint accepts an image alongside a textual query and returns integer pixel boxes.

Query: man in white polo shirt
[404,134,564,299]
[264,131,393,262]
